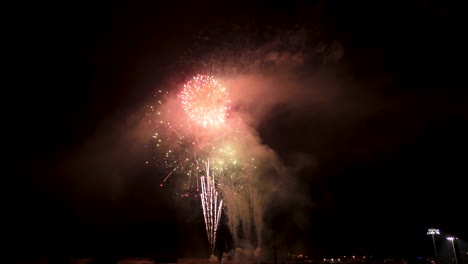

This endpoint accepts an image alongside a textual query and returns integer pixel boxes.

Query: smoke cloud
[54,22,391,260]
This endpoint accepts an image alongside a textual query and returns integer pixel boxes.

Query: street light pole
[447,237,458,264]
[427,228,440,264]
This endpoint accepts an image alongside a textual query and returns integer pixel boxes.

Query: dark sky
[10,0,467,261]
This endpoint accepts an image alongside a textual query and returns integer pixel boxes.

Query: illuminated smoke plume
[146,26,344,259]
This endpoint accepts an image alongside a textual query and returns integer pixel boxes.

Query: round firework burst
[180,75,231,128]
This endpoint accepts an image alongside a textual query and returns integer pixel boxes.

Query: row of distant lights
[290,254,365,260]
[323,256,366,262]
[427,228,458,241]
[294,229,462,263]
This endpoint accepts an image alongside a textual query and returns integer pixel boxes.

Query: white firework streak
[200,160,223,255]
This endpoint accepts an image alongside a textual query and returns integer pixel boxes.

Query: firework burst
[180,74,231,128]
[147,75,263,253]
[147,78,253,191]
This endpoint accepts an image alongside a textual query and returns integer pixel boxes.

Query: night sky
[10,0,467,261]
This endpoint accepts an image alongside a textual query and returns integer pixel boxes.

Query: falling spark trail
[162,167,178,183]
[170,127,183,139]
[200,160,223,255]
